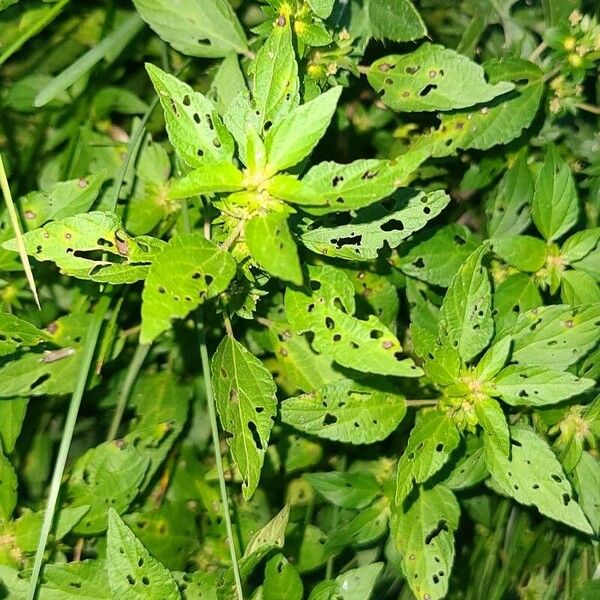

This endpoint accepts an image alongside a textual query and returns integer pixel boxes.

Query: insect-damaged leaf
[211,336,278,500]
[285,265,421,377]
[301,188,450,261]
[0,311,51,356]
[140,234,236,344]
[146,63,234,167]
[369,43,513,112]
[2,211,165,284]
[281,378,406,444]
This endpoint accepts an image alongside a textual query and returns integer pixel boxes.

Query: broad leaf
[304,471,381,509]
[325,504,388,553]
[281,378,406,444]
[369,43,513,112]
[212,336,278,499]
[473,396,510,457]
[263,553,303,600]
[473,336,512,382]
[244,504,289,557]
[367,0,426,42]
[168,162,244,198]
[40,560,111,599]
[561,269,600,305]
[0,452,17,522]
[140,234,236,343]
[491,235,548,272]
[285,265,421,377]
[493,273,542,338]
[0,398,28,453]
[0,311,50,356]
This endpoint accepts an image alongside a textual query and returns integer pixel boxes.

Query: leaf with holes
[168,161,244,199]
[146,64,234,167]
[140,233,236,343]
[490,365,594,407]
[509,304,600,369]
[301,189,450,261]
[0,311,50,356]
[439,246,493,363]
[301,150,430,215]
[107,508,181,599]
[532,146,579,242]
[369,43,513,112]
[263,553,303,600]
[281,378,406,444]
[396,410,460,505]
[367,0,426,42]
[330,563,384,600]
[304,471,381,509]
[133,0,247,58]
[285,265,421,377]
[493,273,542,338]
[211,336,278,500]
[393,485,460,600]
[486,427,592,534]
[324,503,389,553]
[39,560,111,600]
[245,212,302,284]
[413,325,461,386]
[244,504,290,557]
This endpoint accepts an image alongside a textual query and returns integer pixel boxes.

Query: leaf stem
[405,398,438,407]
[576,102,600,115]
[106,343,150,442]
[27,294,111,600]
[221,219,245,252]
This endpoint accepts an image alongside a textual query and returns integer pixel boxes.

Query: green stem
[106,343,150,442]
[326,455,347,580]
[405,398,438,407]
[542,537,577,600]
[27,294,111,600]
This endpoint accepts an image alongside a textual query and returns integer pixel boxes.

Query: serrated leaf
[493,273,542,338]
[490,235,548,272]
[245,212,302,284]
[146,63,234,167]
[168,162,244,199]
[474,396,510,457]
[211,336,278,499]
[369,43,513,112]
[396,411,460,505]
[491,365,594,407]
[443,435,488,490]
[0,311,50,356]
[40,560,111,600]
[325,503,388,552]
[263,553,303,600]
[140,233,236,343]
[439,246,493,363]
[532,147,579,242]
[473,336,512,381]
[367,0,426,42]
[413,325,461,386]
[301,150,430,214]
[304,471,381,509]
[133,0,247,58]
[107,508,181,599]
[281,378,406,444]
[244,504,289,557]
[509,304,600,369]
[393,485,460,600]
[561,269,600,305]
[486,427,592,534]
[301,188,450,261]
[562,228,600,264]
[308,0,335,19]
[265,86,341,173]
[285,265,421,377]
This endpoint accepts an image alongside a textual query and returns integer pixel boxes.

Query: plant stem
[405,398,438,407]
[106,343,150,441]
[542,537,577,600]
[27,294,111,600]
[576,102,600,115]
[221,219,245,252]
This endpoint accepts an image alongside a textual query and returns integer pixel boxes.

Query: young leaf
[285,265,421,377]
[107,508,181,599]
[0,311,50,356]
[140,234,236,343]
[473,396,510,457]
[393,485,460,600]
[245,212,302,284]
[491,365,594,407]
[211,336,278,500]
[301,188,450,261]
[490,235,548,272]
[281,378,406,444]
[561,269,600,305]
[308,0,335,19]
[133,0,248,58]
[532,147,579,242]
[368,43,513,112]
[367,0,426,42]
[413,325,461,386]
[264,174,324,205]
[304,471,381,509]
[396,410,460,505]
[168,162,244,198]
[486,427,592,534]
[265,86,341,173]
[146,63,234,167]
[439,246,493,363]
[473,336,512,382]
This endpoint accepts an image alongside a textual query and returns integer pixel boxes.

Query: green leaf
[413,325,461,386]
[250,19,299,130]
[561,228,600,264]
[572,452,600,535]
[140,233,236,344]
[491,365,594,407]
[168,162,244,198]
[493,273,542,338]
[369,43,513,112]
[474,396,510,457]
[265,86,341,173]
[443,435,488,490]
[473,336,512,382]
[532,147,579,242]
[301,189,450,261]
[561,269,600,305]
[0,311,50,356]
[0,398,28,453]
[509,304,600,369]
[285,265,421,377]
[3,211,166,284]
[107,508,181,599]
[281,378,406,444]
[263,553,303,600]
[439,246,493,363]
[324,504,388,552]
[366,0,426,42]
[244,504,289,557]
[396,411,460,505]
[132,0,247,57]
[308,0,335,19]
[394,224,480,287]
[264,174,324,206]
[490,235,548,272]
[486,427,592,534]
[245,212,302,284]
[485,152,533,238]
[40,560,111,600]
[301,150,430,214]
[211,336,278,500]
[0,452,17,522]
[304,471,381,509]
[146,63,234,167]
[332,563,383,600]
[393,485,460,600]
